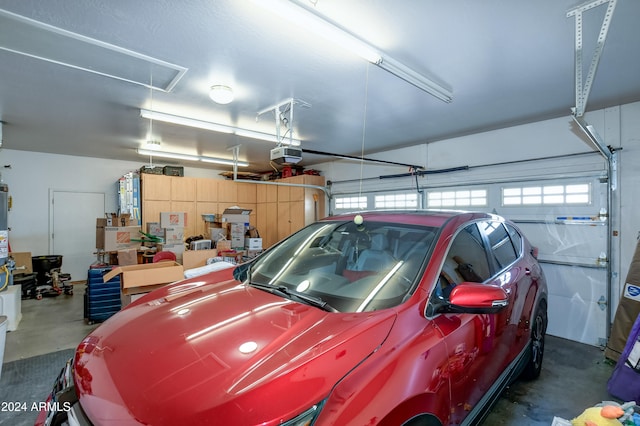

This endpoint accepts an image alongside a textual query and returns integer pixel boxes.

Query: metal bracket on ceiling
[256,98,311,146]
[567,0,617,118]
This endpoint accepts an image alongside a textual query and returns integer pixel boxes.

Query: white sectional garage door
[330,152,613,346]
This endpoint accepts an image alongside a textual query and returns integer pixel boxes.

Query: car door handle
[525,268,531,275]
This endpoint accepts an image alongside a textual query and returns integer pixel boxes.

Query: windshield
[247,220,438,313]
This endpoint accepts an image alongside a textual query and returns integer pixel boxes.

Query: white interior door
[50,191,105,283]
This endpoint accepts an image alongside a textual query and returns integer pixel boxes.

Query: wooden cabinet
[141,174,171,200]
[196,179,217,202]
[141,174,325,250]
[256,175,326,248]
[171,177,196,201]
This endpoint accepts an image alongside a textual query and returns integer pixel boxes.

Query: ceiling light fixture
[209,85,235,104]
[251,0,453,103]
[140,109,301,146]
[136,148,249,167]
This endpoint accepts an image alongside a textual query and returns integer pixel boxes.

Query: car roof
[322,209,496,228]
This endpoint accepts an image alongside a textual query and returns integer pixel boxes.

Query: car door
[430,222,498,424]
[479,220,535,362]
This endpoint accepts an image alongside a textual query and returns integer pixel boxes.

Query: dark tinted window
[441,224,491,287]
[480,221,518,270]
[505,224,523,257]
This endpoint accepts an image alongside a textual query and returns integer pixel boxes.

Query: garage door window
[374,193,419,209]
[335,196,367,210]
[427,189,487,208]
[502,183,590,206]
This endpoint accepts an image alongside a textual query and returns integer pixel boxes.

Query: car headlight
[281,401,324,426]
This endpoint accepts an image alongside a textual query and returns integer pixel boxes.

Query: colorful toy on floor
[571,401,638,426]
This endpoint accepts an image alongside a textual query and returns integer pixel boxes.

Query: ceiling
[0,0,638,173]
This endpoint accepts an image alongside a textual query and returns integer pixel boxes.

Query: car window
[505,223,523,257]
[436,223,491,299]
[248,220,438,313]
[479,221,518,270]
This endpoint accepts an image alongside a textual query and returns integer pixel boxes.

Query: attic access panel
[0,8,187,91]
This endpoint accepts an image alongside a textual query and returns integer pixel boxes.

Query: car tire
[521,301,547,380]
[402,414,442,426]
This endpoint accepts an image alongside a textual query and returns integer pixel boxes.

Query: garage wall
[0,149,226,256]
[313,100,640,346]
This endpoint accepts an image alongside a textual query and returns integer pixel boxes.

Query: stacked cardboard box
[222,207,251,249]
[156,212,187,262]
[96,215,141,252]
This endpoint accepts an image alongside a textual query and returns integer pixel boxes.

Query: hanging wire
[148,70,154,167]
[358,63,370,200]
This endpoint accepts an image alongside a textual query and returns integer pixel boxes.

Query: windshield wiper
[248,282,339,313]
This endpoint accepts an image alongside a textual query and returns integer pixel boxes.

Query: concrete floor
[1,283,620,425]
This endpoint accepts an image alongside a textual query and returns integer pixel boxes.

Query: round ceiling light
[209,85,234,104]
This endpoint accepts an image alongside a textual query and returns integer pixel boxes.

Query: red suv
[37,210,547,426]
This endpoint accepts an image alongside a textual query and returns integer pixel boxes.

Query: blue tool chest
[85,267,121,324]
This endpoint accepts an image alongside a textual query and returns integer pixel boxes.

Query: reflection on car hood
[74,270,396,425]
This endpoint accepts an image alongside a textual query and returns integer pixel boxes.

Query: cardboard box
[103,261,184,289]
[110,213,131,226]
[160,212,187,228]
[9,252,33,275]
[146,222,163,238]
[121,292,147,307]
[117,248,138,266]
[210,227,227,242]
[230,223,245,249]
[183,249,218,270]
[222,207,252,224]
[157,243,185,264]
[244,238,263,250]
[98,225,141,252]
[163,227,184,245]
[216,240,232,252]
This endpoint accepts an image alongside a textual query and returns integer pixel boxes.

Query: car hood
[74,269,396,425]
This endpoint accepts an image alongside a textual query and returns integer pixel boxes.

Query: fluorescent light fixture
[378,56,452,103]
[140,108,301,145]
[251,0,452,103]
[137,148,249,167]
[140,109,233,133]
[252,0,381,63]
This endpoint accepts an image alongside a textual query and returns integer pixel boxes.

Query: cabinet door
[257,184,267,203]
[288,176,305,201]
[142,200,167,229]
[171,177,196,201]
[265,202,279,248]
[277,184,290,202]
[196,178,218,202]
[256,203,267,243]
[141,174,171,201]
[277,202,291,242]
[265,184,278,203]
[218,181,238,203]
[290,201,305,233]
[237,182,257,204]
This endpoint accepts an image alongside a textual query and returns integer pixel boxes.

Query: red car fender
[313,305,451,426]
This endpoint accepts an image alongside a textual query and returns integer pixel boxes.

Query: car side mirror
[446,283,508,314]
